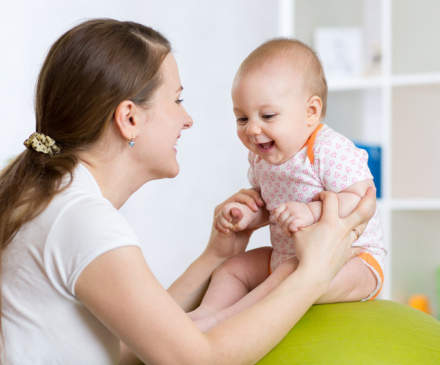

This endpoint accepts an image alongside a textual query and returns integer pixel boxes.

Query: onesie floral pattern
[247,124,386,297]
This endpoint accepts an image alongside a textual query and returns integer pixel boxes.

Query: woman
[0,19,376,364]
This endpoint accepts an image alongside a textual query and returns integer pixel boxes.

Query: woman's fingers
[351,247,362,258]
[238,188,265,207]
[233,189,263,212]
[316,187,376,238]
[343,187,376,234]
[291,188,377,288]
[316,191,340,223]
[215,189,263,215]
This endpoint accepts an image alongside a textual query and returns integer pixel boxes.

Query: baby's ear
[306,95,322,126]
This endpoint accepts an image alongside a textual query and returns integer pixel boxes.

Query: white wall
[0,0,278,287]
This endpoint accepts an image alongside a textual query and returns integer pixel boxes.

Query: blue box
[353,142,382,198]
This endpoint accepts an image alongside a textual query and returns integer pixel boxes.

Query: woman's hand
[168,189,266,311]
[205,189,265,263]
[292,187,377,287]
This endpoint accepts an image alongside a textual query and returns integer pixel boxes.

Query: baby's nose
[246,120,261,135]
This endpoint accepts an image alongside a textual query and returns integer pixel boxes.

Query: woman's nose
[182,106,193,129]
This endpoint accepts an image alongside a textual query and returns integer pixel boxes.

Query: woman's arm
[77,246,323,365]
[167,189,265,311]
[76,188,376,365]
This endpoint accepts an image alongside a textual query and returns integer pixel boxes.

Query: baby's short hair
[238,38,328,118]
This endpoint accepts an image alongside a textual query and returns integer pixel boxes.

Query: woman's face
[137,53,193,180]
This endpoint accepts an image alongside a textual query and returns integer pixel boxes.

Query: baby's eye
[262,114,276,120]
[236,117,248,124]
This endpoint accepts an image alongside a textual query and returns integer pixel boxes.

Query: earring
[128,136,135,147]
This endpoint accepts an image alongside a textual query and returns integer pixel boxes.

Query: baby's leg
[188,247,273,326]
[191,252,299,332]
[207,256,299,325]
[315,256,378,304]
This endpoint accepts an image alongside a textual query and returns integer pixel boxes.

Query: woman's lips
[174,135,181,152]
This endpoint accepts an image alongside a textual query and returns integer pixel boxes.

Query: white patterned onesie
[247,124,386,300]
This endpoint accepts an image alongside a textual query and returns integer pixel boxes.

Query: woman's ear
[306,95,323,126]
[114,100,140,141]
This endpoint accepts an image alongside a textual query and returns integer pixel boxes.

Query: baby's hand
[214,202,255,234]
[273,202,315,236]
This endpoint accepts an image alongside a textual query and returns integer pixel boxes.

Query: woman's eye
[176,99,184,105]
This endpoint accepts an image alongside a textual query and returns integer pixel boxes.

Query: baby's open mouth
[259,141,274,150]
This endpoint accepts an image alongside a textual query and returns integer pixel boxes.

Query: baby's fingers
[273,204,287,220]
[215,212,234,234]
[280,215,296,236]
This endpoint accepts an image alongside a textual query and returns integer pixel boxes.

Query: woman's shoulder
[43,165,140,296]
[45,163,139,250]
[54,164,114,213]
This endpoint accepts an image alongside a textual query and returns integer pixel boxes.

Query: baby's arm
[214,201,269,235]
[274,180,375,236]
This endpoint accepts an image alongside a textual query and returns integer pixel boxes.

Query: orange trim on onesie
[301,123,323,164]
[358,252,384,300]
[269,252,384,301]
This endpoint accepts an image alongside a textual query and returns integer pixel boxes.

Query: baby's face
[232,61,312,165]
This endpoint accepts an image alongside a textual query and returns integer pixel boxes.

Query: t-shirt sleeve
[247,151,260,189]
[44,196,141,298]
[313,130,373,193]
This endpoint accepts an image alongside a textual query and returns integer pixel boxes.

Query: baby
[189,38,386,331]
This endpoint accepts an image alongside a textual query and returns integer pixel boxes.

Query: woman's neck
[78,145,153,209]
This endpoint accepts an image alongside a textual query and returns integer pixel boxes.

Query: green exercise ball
[257,300,440,364]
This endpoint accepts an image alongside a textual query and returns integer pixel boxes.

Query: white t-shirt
[2,164,141,365]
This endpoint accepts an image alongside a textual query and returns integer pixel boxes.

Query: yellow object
[23,132,60,156]
[408,294,431,314]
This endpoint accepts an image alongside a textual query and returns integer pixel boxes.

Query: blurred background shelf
[391,72,440,87]
[391,200,440,211]
[327,77,382,91]
[327,72,440,91]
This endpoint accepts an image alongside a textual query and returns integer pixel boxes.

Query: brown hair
[0,18,171,343]
[237,38,328,118]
